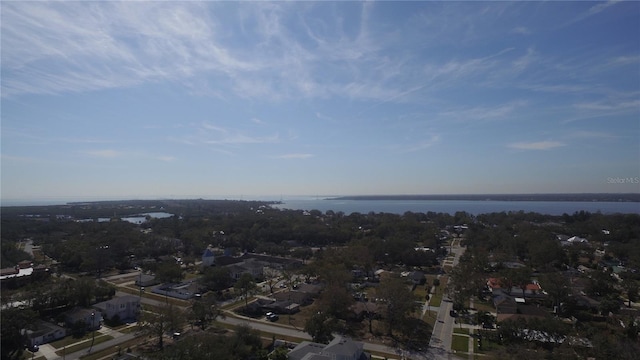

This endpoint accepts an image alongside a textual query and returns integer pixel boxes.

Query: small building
[22,321,66,347]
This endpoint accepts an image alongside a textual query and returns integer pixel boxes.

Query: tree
[376,276,418,336]
[317,283,354,320]
[622,277,639,307]
[155,261,183,284]
[138,302,184,349]
[269,346,290,360]
[539,273,570,313]
[433,277,440,290]
[155,326,265,360]
[73,277,96,307]
[187,294,223,330]
[304,312,336,344]
[234,273,257,308]
[1,307,37,360]
[263,267,280,294]
[199,266,232,292]
[503,266,531,298]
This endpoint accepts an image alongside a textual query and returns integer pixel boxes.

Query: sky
[1,1,639,202]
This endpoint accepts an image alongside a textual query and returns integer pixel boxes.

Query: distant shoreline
[328,193,640,202]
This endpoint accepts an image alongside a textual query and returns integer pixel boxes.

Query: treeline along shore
[329,193,640,202]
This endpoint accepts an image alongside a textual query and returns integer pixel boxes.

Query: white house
[22,321,66,347]
[94,295,141,322]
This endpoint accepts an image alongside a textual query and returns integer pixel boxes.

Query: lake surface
[122,212,174,224]
[272,199,640,216]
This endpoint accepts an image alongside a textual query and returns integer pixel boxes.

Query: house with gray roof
[202,246,216,267]
[94,295,140,322]
[287,335,369,360]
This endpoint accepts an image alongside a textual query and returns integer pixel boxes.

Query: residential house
[493,291,518,315]
[296,283,322,298]
[65,308,102,330]
[240,253,302,270]
[22,321,66,347]
[408,271,426,285]
[202,246,216,267]
[135,274,159,287]
[273,290,312,306]
[94,295,140,322]
[228,259,264,280]
[288,335,370,360]
[492,289,550,323]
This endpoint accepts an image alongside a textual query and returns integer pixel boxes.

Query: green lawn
[50,333,97,349]
[454,328,469,335]
[421,310,438,327]
[54,335,114,356]
[430,290,443,307]
[20,353,45,360]
[78,336,143,360]
[451,334,469,353]
[119,325,140,334]
[413,285,428,299]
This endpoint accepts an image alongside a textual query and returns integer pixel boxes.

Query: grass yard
[430,290,443,307]
[453,328,470,335]
[119,325,140,334]
[20,353,45,360]
[421,310,438,327]
[413,285,428,299]
[451,334,469,353]
[51,333,100,349]
[55,335,114,356]
[79,336,143,360]
[473,300,495,313]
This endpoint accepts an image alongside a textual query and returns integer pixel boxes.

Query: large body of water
[272,199,640,216]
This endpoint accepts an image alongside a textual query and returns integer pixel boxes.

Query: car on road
[265,312,279,321]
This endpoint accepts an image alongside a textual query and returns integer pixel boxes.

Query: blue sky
[1,1,639,202]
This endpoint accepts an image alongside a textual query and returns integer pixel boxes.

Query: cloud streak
[272,153,314,159]
[507,141,565,150]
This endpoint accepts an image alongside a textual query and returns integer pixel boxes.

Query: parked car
[266,312,279,321]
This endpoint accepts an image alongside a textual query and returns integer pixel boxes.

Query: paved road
[423,237,467,360]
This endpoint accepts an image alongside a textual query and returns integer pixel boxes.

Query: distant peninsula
[328,193,640,202]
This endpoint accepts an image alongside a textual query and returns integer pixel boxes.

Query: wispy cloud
[205,134,279,145]
[272,153,314,159]
[84,149,122,158]
[511,26,531,35]
[568,131,618,140]
[562,0,622,27]
[402,134,441,153]
[439,100,527,123]
[573,99,640,112]
[507,141,565,150]
[156,156,176,162]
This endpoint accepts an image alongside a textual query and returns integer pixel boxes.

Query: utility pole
[89,312,96,353]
